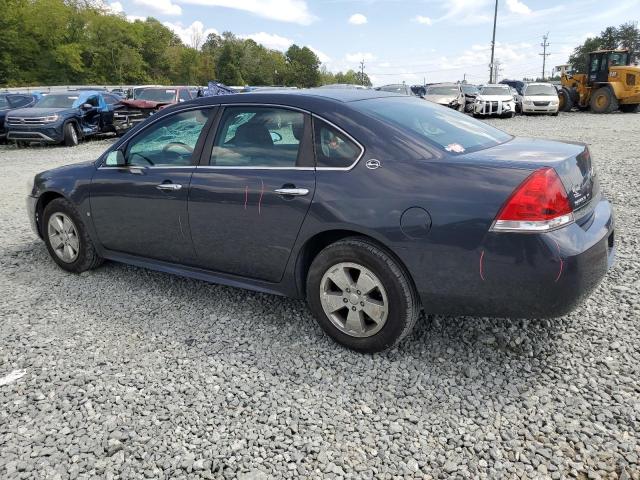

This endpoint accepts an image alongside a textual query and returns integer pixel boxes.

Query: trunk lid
[460,137,598,214]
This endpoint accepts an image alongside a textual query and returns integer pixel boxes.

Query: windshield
[426,86,459,95]
[354,96,511,154]
[525,84,557,96]
[35,95,78,108]
[480,86,511,96]
[461,85,479,94]
[136,89,177,102]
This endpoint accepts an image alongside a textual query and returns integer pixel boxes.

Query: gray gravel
[1,113,639,479]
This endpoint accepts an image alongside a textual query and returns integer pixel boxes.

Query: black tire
[620,104,639,113]
[590,87,618,114]
[558,88,573,112]
[42,198,103,273]
[306,237,421,353]
[551,111,559,116]
[63,122,79,147]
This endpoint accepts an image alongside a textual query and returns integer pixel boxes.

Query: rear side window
[179,89,191,102]
[313,119,362,169]
[353,96,511,154]
[210,107,304,168]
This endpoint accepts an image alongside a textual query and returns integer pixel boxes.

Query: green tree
[284,45,320,87]
[569,22,640,73]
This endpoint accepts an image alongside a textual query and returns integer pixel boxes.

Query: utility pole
[360,59,365,86]
[494,59,502,82]
[489,0,498,83]
[540,33,550,80]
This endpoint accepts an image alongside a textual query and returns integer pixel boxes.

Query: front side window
[178,89,191,102]
[210,107,304,167]
[314,119,361,168]
[124,109,211,167]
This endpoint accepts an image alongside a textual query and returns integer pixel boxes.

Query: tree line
[568,22,640,73]
[0,0,372,87]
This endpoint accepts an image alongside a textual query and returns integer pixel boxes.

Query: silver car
[423,83,465,111]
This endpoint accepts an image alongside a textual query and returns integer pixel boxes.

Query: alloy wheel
[47,212,80,263]
[319,262,389,338]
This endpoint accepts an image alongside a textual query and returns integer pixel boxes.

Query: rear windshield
[427,86,459,95]
[137,89,176,102]
[35,95,78,108]
[480,86,511,95]
[524,84,557,96]
[353,96,512,154]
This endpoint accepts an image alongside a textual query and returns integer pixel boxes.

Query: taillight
[491,167,574,232]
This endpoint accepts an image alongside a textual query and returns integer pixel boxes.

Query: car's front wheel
[63,122,79,147]
[42,198,103,273]
[306,238,421,353]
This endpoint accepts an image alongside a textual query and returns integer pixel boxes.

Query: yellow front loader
[558,49,640,113]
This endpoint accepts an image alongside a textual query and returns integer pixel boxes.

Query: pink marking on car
[258,180,264,215]
[553,239,564,282]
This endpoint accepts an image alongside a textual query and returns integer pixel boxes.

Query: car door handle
[156,183,182,191]
[274,188,309,196]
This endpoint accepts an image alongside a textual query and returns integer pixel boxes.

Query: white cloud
[345,52,376,62]
[108,1,124,13]
[506,0,531,15]
[413,15,432,25]
[163,21,218,47]
[308,46,330,63]
[134,0,181,15]
[348,13,367,25]
[435,0,492,25]
[240,32,293,51]
[176,0,316,25]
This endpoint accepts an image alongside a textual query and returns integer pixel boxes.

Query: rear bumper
[416,198,614,318]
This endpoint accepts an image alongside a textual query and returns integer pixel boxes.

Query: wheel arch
[35,191,66,237]
[293,229,419,302]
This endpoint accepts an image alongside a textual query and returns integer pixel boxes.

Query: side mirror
[270,131,283,143]
[81,103,93,110]
[105,150,125,167]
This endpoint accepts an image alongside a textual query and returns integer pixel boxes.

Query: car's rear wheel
[63,122,79,147]
[306,237,420,353]
[43,198,103,273]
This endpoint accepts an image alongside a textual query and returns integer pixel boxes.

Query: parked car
[0,93,40,142]
[27,90,614,352]
[499,79,526,96]
[6,91,115,146]
[114,87,194,131]
[473,84,517,118]
[460,84,480,112]
[423,83,465,111]
[520,83,560,115]
[374,84,413,95]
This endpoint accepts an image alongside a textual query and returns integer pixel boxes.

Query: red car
[114,87,194,132]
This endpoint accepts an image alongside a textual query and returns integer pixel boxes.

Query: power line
[540,33,551,80]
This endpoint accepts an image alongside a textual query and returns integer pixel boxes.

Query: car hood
[523,95,559,101]
[424,94,459,104]
[8,107,75,118]
[476,95,514,101]
[120,99,174,109]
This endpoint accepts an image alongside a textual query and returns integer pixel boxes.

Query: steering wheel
[162,142,194,154]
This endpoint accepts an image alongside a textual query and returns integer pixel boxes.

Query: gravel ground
[0,113,638,480]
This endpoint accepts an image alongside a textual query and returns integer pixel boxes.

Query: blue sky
[105,0,639,85]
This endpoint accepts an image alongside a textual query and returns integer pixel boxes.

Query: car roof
[198,88,401,104]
